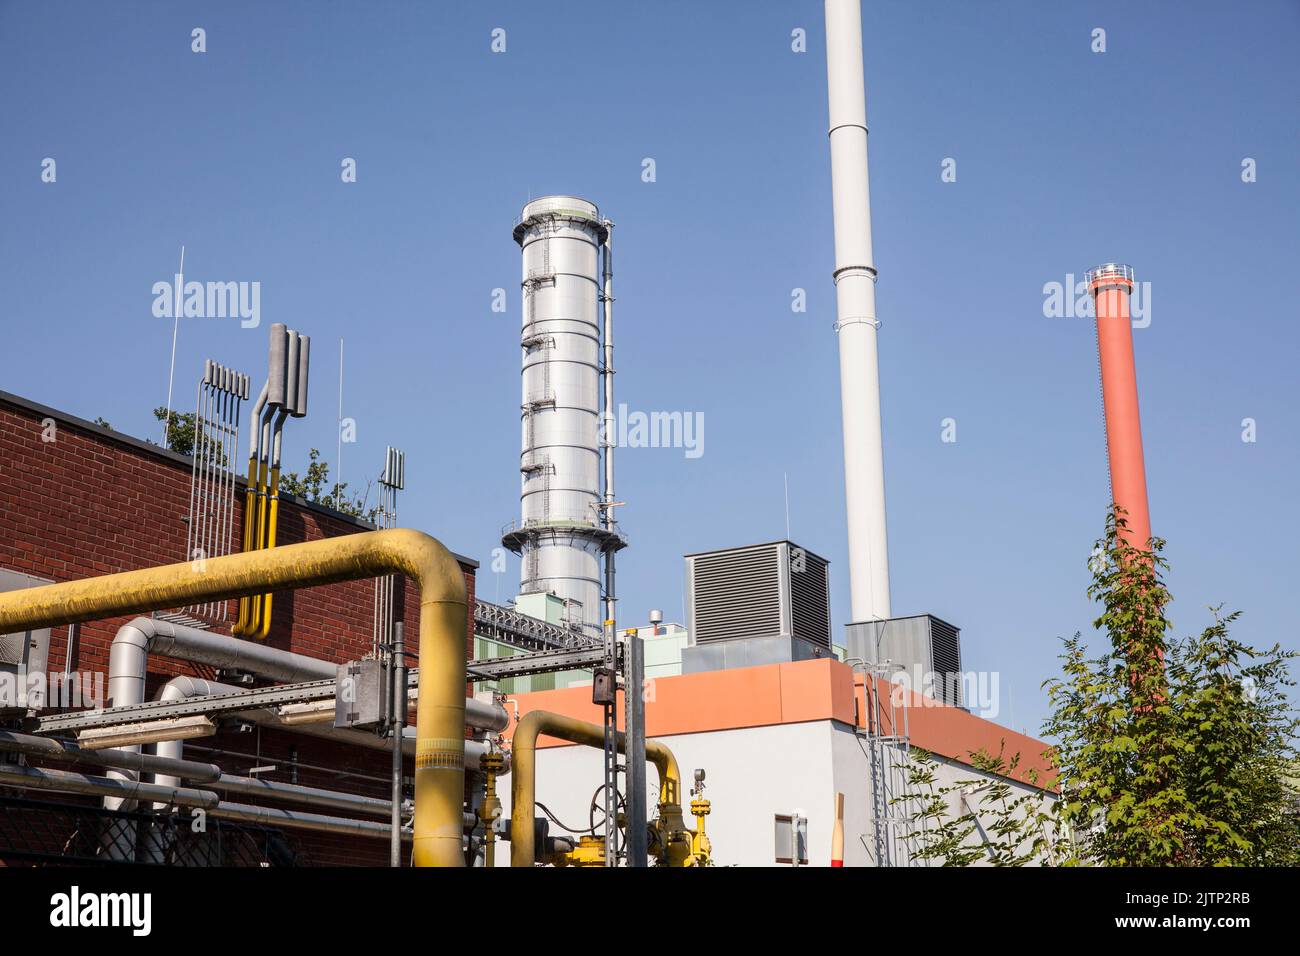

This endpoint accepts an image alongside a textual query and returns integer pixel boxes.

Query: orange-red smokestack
[1088,264,1151,550]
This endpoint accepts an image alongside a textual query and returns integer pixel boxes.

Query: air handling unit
[682,541,834,674]
[502,196,625,640]
[845,614,964,708]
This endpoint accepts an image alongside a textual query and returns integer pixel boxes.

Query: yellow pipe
[509,710,682,867]
[479,751,504,868]
[0,528,468,867]
[256,467,282,640]
[233,455,259,634]
[247,458,271,635]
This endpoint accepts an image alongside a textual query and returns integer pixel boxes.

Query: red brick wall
[0,395,477,867]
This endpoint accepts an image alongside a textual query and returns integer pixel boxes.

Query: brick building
[0,390,478,866]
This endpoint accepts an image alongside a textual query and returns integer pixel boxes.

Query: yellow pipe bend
[509,710,682,867]
[0,528,468,867]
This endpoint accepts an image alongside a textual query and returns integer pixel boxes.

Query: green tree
[895,511,1299,866]
[897,745,1062,866]
[279,448,373,520]
[151,407,231,465]
[1044,512,1299,866]
[152,407,198,456]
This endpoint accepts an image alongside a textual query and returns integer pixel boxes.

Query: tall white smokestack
[825,0,891,623]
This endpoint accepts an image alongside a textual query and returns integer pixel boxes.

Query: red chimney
[1087,264,1152,551]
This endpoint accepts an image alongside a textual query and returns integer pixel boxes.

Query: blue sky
[2,1,1297,736]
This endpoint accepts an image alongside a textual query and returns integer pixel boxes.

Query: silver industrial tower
[502,196,625,638]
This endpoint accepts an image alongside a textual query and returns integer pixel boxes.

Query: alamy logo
[49,886,152,936]
[152,276,261,328]
[1042,273,1152,328]
[0,666,104,710]
[601,403,705,459]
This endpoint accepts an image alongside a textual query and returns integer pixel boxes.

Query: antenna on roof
[335,337,344,504]
[784,472,791,540]
[162,245,185,447]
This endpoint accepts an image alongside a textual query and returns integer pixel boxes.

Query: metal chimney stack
[824,0,891,623]
[1087,263,1152,550]
[503,196,625,638]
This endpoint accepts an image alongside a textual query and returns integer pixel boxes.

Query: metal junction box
[1,569,53,715]
[334,659,389,731]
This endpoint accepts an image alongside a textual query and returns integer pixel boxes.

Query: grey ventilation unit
[686,541,832,650]
[845,614,964,708]
[0,569,53,714]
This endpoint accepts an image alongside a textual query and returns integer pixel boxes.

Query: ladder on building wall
[857,661,925,867]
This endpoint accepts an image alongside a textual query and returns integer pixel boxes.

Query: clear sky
[2,1,1297,737]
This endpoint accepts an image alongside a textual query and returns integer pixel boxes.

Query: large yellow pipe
[233,455,259,634]
[0,528,468,867]
[509,710,681,867]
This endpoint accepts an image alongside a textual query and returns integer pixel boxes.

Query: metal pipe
[0,762,220,809]
[0,527,470,867]
[211,806,481,841]
[112,616,332,692]
[245,325,288,637]
[825,0,891,623]
[601,220,617,628]
[235,380,270,635]
[258,331,299,639]
[508,710,682,867]
[0,764,414,843]
[141,674,504,791]
[1087,264,1151,551]
[283,721,505,772]
[208,801,409,840]
[0,729,221,782]
[247,399,277,635]
[149,675,244,802]
[390,619,405,866]
[139,674,404,856]
[213,773,394,818]
[107,616,507,729]
[292,334,311,418]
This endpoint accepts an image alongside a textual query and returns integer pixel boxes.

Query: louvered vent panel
[929,617,963,707]
[789,551,831,649]
[690,545,783,644]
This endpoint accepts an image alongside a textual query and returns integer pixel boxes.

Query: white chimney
[824,0,891,623]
